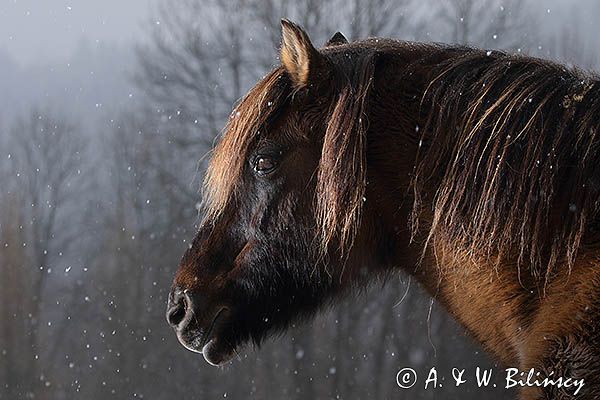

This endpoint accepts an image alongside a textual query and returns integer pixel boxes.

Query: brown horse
[166,19,600,399]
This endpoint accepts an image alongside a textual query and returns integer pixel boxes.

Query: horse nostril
[166,289,188,328]
[167,302,186,327]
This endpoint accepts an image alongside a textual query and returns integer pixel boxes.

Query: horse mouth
[176,307,236,366]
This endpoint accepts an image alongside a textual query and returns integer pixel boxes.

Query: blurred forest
[1,0,599,399]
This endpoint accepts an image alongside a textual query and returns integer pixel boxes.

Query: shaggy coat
[167,20,600,399]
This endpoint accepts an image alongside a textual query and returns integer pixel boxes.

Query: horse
[166,19,600,399]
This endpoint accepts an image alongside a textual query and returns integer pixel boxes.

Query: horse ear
[324,32,348,47]
[280,19,324,88]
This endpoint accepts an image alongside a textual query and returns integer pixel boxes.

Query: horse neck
[365,55,600,368]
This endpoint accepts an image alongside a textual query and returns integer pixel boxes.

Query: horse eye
[253,156,277,175]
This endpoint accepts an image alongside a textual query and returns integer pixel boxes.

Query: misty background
[1,0,599,399]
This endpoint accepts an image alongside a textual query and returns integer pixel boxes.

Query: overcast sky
[0,0,152,65]
[1,0,599,67]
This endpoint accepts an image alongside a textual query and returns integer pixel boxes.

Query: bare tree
[347,0,412,39]
[136,0,259,147]
[0,109,86,397]
[0,195,30,398]
[548,25,599,70]
[433,0,531,50]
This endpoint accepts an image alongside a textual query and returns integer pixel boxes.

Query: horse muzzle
[166,287,235,366]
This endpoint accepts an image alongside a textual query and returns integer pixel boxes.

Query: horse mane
[411,47,600,281]
[317,51,376,254]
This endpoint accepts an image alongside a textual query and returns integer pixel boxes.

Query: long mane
[412,47,600,281]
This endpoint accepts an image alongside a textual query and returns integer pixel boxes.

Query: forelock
[202,68,290,222]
